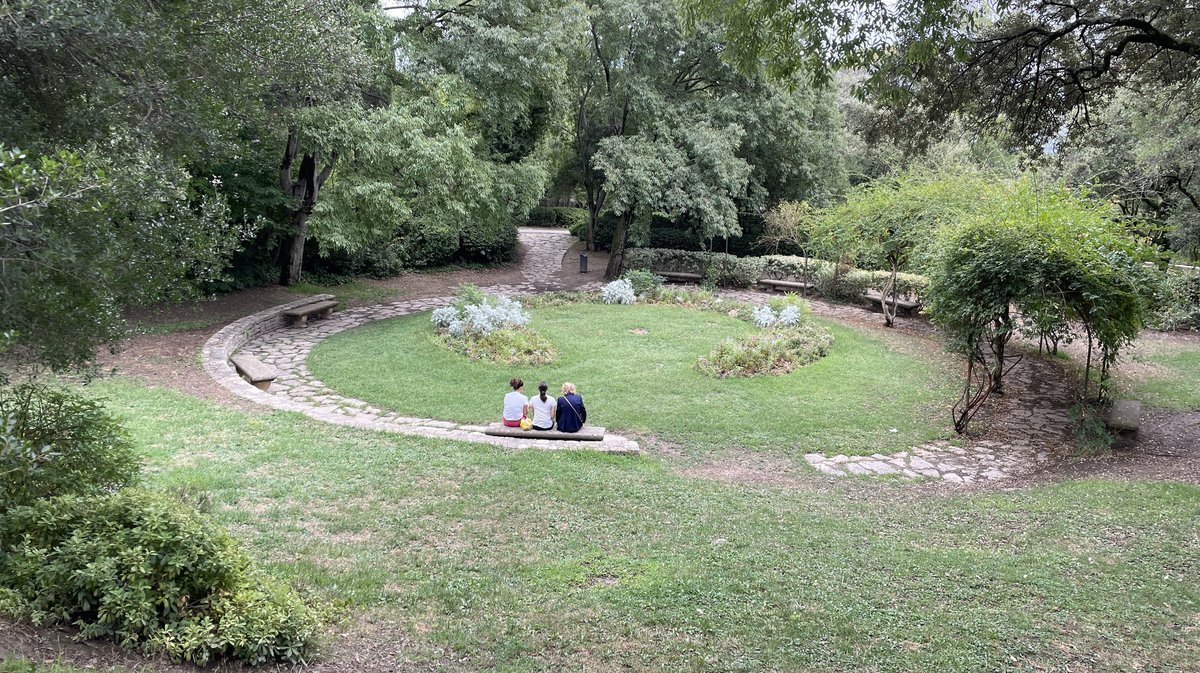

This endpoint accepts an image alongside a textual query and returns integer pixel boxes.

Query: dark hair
[538,381,548,402]
[509,377,523,391]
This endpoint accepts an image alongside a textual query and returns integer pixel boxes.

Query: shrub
[1147,269,1200,330]
[696,322,834,378]
[439,327,557,366]
[601,279,637,305]
[0,489,318,665]
[621,270,664,296]
[623,248,764,288]
[0,384,139,511]
[751,305,777,328]
[760,255,834,285]
[459,219,518,263]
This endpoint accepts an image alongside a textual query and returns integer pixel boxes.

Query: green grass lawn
[1118,348,1200,410]
[75,378,1199,672]
[309,304,956,455]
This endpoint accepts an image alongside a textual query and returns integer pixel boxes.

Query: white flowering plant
[601,279,636,305]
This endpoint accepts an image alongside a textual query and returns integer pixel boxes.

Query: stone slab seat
[655,270,703,284]
[760,279,814,292]
[863,290,922,315]
[229,353,280,391]
[282,299,339,327]
[1106,399,1142,432]
[483,424,606,441]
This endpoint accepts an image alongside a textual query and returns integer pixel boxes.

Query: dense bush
[1148,268,1200,330]
[697,322,833,377]
[760,255,835,284]
[459,219,519,263]
[0,385,139,511]
[624,249,764,288]
[0,489,318,665]
[527,206,588,230]
[621,270,665,296]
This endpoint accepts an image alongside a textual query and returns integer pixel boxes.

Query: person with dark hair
[528,381,556,431]
[555,381,587,433]
[502,377,528,428]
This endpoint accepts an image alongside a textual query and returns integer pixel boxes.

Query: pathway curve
[204,228,636,454]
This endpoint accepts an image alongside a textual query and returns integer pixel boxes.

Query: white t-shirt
[528,394,556,428]
[503,391,528,421]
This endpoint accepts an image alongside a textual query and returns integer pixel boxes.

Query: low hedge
[624,249,765,288]
[526,206,588,229]
[0,489,318,665]
[759,255,929,301]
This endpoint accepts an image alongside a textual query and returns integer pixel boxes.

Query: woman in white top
[527,381,556,431]
[502,377,528,427]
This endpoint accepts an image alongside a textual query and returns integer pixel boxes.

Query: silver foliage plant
[431,294,530,336]
[752,305,777,328]
[601,279,636,305]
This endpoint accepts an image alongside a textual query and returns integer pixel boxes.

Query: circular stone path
[206,228,1069,481]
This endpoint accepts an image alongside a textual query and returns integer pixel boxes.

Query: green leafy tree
[594,121,751,277]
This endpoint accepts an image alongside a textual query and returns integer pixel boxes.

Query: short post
[579,252,589,273]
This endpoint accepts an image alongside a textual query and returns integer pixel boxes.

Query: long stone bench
[230,353,280,391]
[483,424,606,442]
[760,278,814,292]
[655,270,703,284]
[863,290,922,316]
[283,299,338,327]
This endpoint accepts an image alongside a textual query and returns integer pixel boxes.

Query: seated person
[555,382,587,433]
[528,381,556,431]
[502,377,528,428]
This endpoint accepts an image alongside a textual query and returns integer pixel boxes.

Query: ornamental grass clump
[432,285,555,365]
[697,301,833,377]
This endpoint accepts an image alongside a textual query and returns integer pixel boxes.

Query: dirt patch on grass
[674,450,806,488]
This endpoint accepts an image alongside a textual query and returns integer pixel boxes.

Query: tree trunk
[278,127,337,286]
[989,308,1012,395]
[284,208,310,286]
[880,259,899,328]
[605,210,633,279]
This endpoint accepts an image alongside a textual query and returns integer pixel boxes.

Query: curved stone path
[205,228,636,454]
[207,227,1071,481]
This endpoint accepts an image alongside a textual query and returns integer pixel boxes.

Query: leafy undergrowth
[77,378,1200,673]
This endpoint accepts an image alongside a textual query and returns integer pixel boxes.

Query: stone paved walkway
[207,230,1072,479]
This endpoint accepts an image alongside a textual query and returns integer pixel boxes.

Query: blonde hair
[561,382,576,395]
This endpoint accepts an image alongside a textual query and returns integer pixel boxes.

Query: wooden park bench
[863,290,922,317]
[759,278,814,293]
[655,270,703,284]
[483,424,607,442]
[230,353,280,391]
[283,299,338,327]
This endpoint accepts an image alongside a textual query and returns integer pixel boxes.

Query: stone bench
[1106,399,1141,432]
[655,271,703,284]
[863,290,922,316]
[760,278,814,293]
[483,424,606,441]
[283,299,338,327]
[230,353,280,391]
